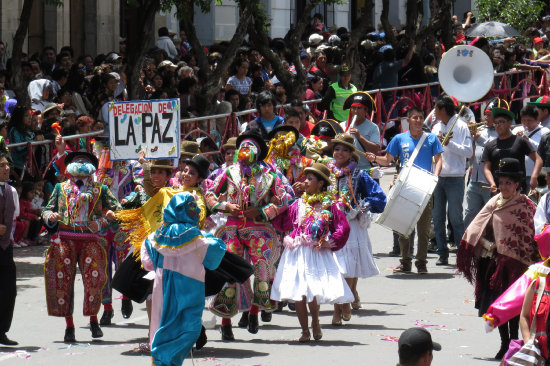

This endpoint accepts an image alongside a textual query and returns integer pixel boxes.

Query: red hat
[534,37,544,44]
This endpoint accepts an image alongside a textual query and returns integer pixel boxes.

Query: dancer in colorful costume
[141,192,226,366]
[265,125,313,196]
[271,162,352,342]
[42,151,121,343]
[457,158,540,360]
[205,130,293,340]
[328,133,386,325]
[94,146,144,324]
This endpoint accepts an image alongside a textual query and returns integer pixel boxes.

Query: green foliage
[474,0,545,33]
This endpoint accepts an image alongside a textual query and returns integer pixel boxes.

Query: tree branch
[380,0,397,47]
[10,0,34,106]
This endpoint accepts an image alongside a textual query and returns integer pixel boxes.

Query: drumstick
[481,185,499,191]
[348,115,357,131]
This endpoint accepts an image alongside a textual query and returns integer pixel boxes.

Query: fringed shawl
[457,193,540,300]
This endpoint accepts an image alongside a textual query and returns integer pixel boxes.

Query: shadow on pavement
[333,323,406,331]
[385,273,456,280]
[472,356,498,362]
[195,346,269,358]
[15,261,45,281]
[0,345,42,352]
[211,338,364,346]
[256,324,301,330]
[318,309,404,317]
[100,323,149,330]
[54,337,147,346]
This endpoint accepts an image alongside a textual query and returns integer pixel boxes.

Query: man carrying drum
[368,107,443,274]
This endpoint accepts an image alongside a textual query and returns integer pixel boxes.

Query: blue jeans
[432,176,466,260]
[463,181,492,229]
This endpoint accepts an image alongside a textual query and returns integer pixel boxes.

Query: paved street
[1,169,503,365]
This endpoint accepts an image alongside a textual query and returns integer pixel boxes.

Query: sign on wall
[108,99,181,160]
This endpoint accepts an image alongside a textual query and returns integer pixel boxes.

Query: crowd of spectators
[1,12,550,246]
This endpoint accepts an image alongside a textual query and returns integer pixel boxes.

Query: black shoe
[288,302,296,311]
[0,333,18,346]
[427,242,437,253]
[90,321,103,338]
[495,346,508,360]
[248,313,259,334]
[64,328,76,343]
[99,310,114,326]
[261,310,272,322]
[195,325,207,350]
[274,301,286,312]
[436,257,448,266]
[237,311,249,328]
[121,299,133,319]
[388,250,400,257]
[220,325,234,341]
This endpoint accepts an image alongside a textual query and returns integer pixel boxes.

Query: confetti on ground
[378,334,399,342]
[434,309,475,317]
[58,343,90,350]
[65,352,84,356]
[463,298,473,303]
[14,351,31,360]
[414,320,446,329]
[413,321,465,332]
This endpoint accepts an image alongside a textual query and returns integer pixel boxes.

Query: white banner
[108,99,181,160]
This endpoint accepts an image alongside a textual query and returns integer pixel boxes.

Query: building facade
[0,0,475,59]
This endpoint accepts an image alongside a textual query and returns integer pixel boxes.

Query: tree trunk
[346,0,374,90]
[436,0,454,51]
[179,1,253,115]
[10,0,34,107]
[249,1,319,101]
[380,0,397,47]
[125,0,160,100]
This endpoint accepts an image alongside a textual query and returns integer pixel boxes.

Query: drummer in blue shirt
[367,107,443,274]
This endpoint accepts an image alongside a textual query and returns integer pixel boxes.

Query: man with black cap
[398,327,441,366]
[205,130,293,340]
[482,106,542,194]
[340,91,380,172]
[42,151,121,343]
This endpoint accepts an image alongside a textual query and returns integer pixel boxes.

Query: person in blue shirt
[367,107,443,274]
[244,91,284,140]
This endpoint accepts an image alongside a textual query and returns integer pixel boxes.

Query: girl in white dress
[271,163,353,342]
[328,133,387,325]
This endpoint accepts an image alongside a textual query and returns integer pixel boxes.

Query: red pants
[44,231,107,317]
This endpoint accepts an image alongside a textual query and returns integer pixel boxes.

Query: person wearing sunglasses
[482,107,542,195]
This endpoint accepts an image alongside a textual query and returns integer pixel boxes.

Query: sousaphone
[437,45,494,144]
[375,45,493,237]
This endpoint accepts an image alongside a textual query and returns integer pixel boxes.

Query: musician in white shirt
[463,99,500,228]
[430,96,473,266]
[512,104,549,189]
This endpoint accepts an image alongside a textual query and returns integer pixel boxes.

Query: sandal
[299,330,311,343]
[351,298,362,310]
[341,304,352,321]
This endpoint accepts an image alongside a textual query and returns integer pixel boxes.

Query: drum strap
[406,132,428,169]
